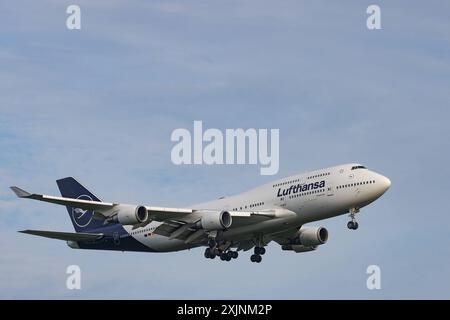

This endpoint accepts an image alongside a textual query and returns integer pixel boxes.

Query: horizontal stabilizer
[10,186,32,198]
[19,230,103,242]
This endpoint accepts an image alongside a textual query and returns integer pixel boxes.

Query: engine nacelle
[281,244,317,253]
[195,210,232,230]
[114,204,148,225]
[298,226,328,247]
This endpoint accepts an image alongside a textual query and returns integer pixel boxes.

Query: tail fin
[56,177,105,232]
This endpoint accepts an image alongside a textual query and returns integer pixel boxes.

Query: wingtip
[10,186,32,198]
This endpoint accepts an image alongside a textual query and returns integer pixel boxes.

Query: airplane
[10,163,391,263]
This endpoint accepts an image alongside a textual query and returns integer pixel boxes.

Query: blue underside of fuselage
[76,224,158,252]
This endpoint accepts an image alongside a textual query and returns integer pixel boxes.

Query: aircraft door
[327,183,334,196]
[278,196,286,207]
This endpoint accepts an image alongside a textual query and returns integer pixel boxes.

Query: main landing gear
[204,239,238,261]
[250,246,265,263]
[208,238,217,248]
[204,247,239,261]
[347,208,360,230]
[204,247,216,259]
[204,236,266,263]
[220,251,238,261]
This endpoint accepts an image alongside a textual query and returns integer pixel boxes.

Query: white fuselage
[125,163,391,251]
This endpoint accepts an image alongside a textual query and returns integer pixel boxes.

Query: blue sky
[1,1,449,299]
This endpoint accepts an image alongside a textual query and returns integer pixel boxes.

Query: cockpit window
[351,165,367,170]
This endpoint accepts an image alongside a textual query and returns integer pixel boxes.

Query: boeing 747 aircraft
[11,163,390,263]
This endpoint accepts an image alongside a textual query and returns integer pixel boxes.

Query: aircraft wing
[146,208,276,225]
[10,186,280,223]
[10,186,285,245]
[10,186,114,211]
[10,186,194,220]
[19,230,103,241]
[145,206,194,221]
[151,209,289,244]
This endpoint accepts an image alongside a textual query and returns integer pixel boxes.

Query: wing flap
[145,209,275,225]
[146,206,194,221]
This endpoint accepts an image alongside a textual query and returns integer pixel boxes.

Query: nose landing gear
[347,208,360,230]
[347,221,359,230]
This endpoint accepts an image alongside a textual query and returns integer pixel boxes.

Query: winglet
[10,186,32,198]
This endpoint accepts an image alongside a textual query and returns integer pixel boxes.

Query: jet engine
[298,226,328,246]
[195,210,232,230]
[281,226,328,253]
[113,204,149,225]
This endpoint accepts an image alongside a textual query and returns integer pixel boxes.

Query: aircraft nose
[380,175,391,192]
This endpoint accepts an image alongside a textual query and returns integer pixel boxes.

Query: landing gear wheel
[220,252,228,261]
[348,208,360,230]
[250,254,262,263]
[226,251,233,261]
[347,221,359,230]
[204,248,211,259]
[231,251,238,259]
[254,247,266,255]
